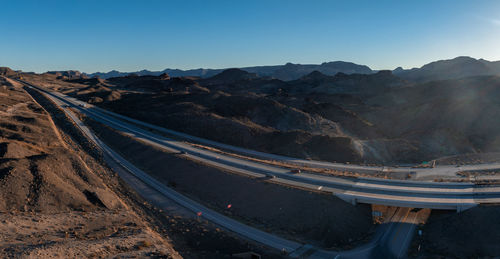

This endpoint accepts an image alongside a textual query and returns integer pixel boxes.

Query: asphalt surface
[18,79,500,258]
[379,208,419,259]
[336,207,420,259]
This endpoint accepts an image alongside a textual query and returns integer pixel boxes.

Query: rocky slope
[394,56,500,83]
[414,206,500,258]
[0,79,181,257]
[16,69,412,164]
[20,60,500,165]
[0,67,18,77]
[363,76,500,161]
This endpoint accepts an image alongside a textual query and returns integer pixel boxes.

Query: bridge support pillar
[334,193,357,206]
[456,203,478,213]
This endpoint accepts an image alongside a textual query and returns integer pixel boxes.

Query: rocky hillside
[0,78,180,257]
[20,69,412,163]
[45,70,88,80]
[0,67,18,77]
[363,76,500,160]
[394,56,500,83]
[20,59,500,165]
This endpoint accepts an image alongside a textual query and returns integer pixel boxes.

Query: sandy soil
[0,78,180,258]
[0,211,175,258]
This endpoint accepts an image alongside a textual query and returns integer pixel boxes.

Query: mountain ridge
[393,56,500,82]
[83,56,500,82]
[10,56,500,83]
[84,61,374,80]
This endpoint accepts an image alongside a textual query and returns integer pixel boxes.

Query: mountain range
[85,61,373,81]
[82,56,500,83]
[393,56,500,82]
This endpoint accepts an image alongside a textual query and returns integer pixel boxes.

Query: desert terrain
[4,0,500,257]
[82,116,375,249]
[20,57,500,166]
[3,56,500,258]
[0,76,179,258]
[0,74,287,258]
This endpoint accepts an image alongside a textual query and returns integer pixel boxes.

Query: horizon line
[6,55,498,75]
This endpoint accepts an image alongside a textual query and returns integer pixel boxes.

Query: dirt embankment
[0,81,180,257]
[82,115,376,250]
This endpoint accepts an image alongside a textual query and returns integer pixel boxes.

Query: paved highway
[338,207,419,259]
[21,81,500,212]
[20,80,416,258]
[378,208,420,259]
[16,79,500,258]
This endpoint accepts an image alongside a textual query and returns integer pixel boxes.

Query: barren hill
[22,61,500,165]
[394,56,500,82]
[0,67,17,77]
[0,77,180,258]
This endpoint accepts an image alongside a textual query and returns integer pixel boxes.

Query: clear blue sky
[1,0,500,73]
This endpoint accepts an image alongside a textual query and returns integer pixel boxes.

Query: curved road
[18,79,500,258]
